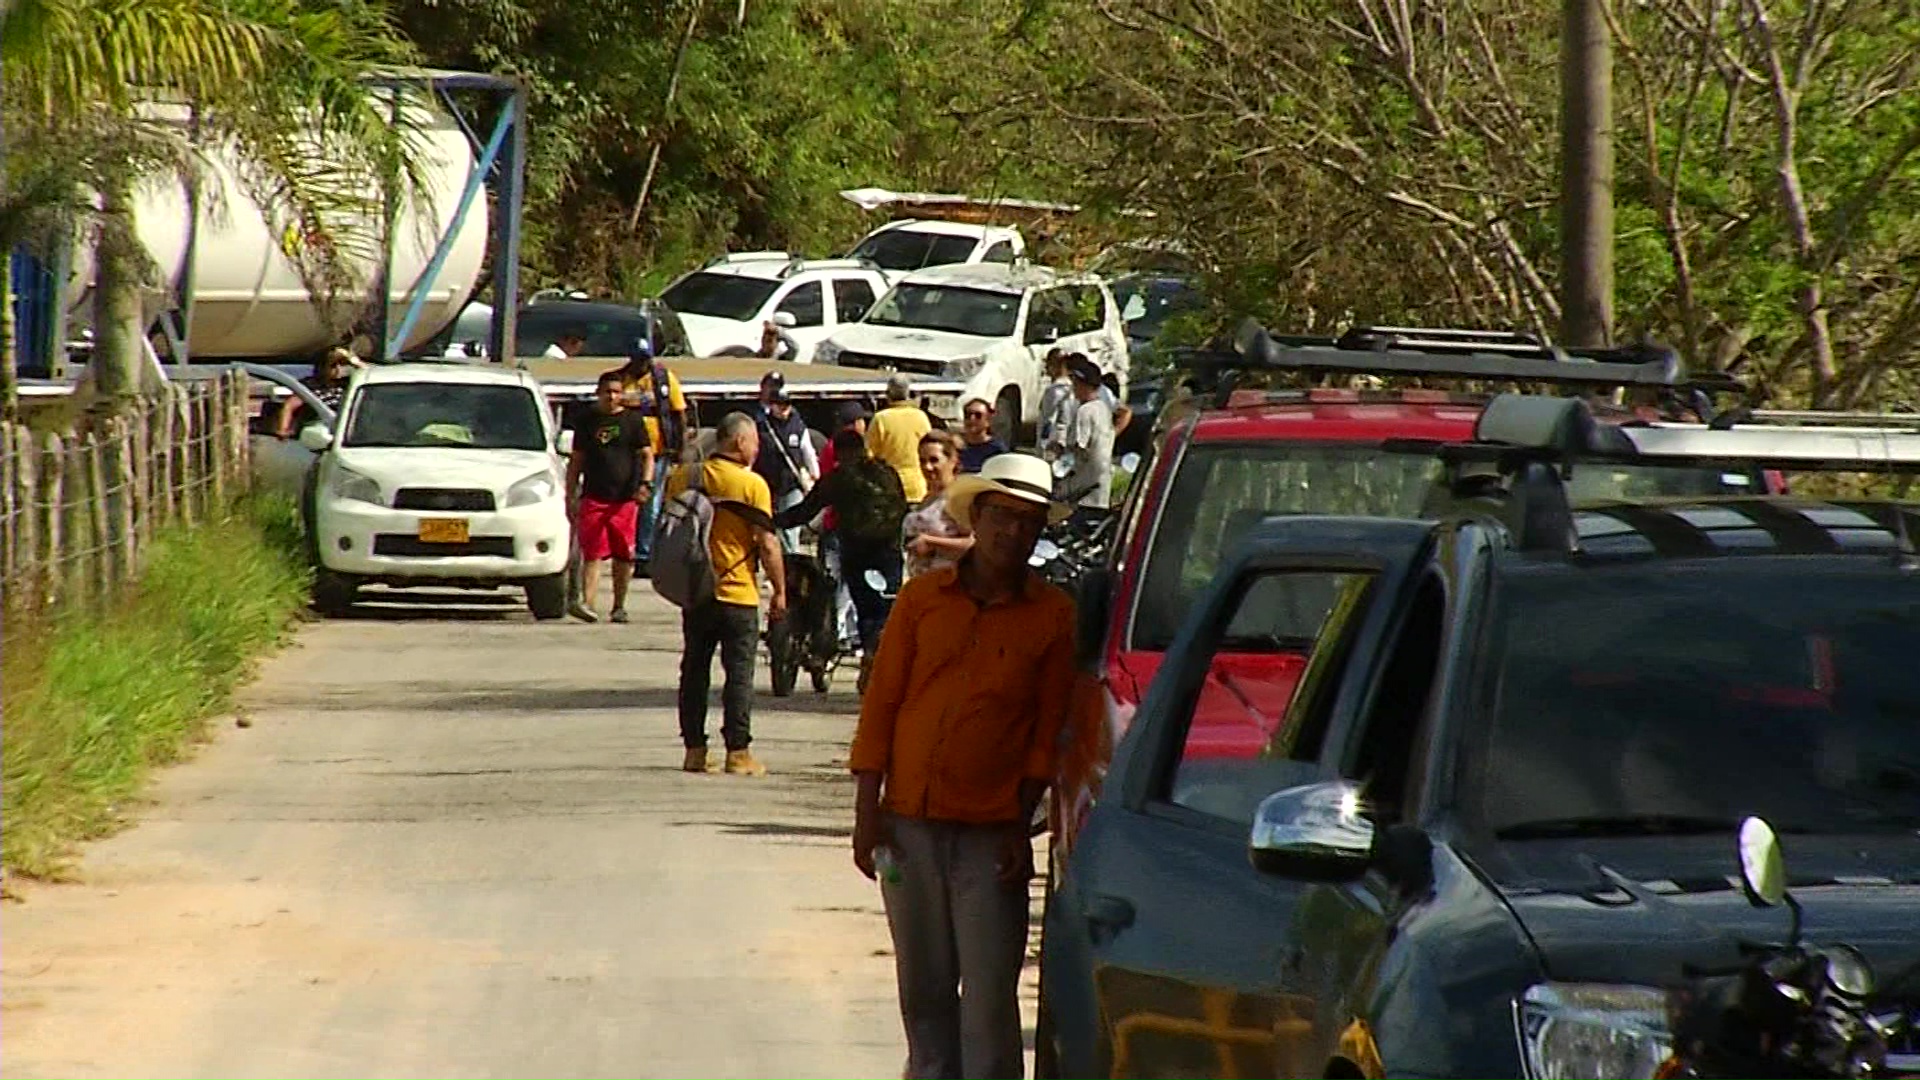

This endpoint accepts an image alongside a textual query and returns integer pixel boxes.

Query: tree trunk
[90,175,147,417]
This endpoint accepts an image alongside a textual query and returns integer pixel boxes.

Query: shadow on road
[286,683,868,717]
[672,820,854,841]
[323,587,528,623]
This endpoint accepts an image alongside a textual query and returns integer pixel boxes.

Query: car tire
[993,387,1022,448]
[525,573,567,620]
[312,568,359,617]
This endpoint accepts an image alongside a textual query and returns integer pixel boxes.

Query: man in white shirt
[1063,355,1114,511]
[1037,348,1074,458]
[543,328,587,360]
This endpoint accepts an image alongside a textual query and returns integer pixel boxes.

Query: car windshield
[659,273,778,321]
[1130,445,1446,651]
[862,283,1021,338]
[851,231,979,272]
[343,383,547,451]
[1468,561,1920,838]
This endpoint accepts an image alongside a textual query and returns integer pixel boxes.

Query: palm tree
[2,0,426,417]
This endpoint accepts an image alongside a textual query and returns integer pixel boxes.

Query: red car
[1050,325,1764,857]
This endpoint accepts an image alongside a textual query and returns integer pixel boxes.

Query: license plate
[417,518,469,544]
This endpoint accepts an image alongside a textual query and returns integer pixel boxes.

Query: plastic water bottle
[873,845,904,886]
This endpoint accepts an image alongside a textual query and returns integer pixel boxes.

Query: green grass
[1,494,311,878]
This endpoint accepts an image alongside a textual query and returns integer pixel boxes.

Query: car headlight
[946,354,986,378]
[505,470,560,508]
[329,467,383,506]
[815,340,843,365]
[1516,983,1672,1080]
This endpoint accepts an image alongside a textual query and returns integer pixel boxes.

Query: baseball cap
[769,383,792,404]
[835,400,870,427]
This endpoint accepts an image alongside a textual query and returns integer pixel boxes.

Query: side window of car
[1024,288,1070,345]
[1065,285,1105,336]
[981,241,1016,264]
[656,311,690,357]
[775,281,825,328]
[1342,574,1447,824]
[1159,569,1379,826]
[833,277,877,324]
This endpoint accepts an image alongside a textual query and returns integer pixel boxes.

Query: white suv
[846,218,1025,284]
[298,363,571,618]
[815,263,1129,444]
[658,253,891,362]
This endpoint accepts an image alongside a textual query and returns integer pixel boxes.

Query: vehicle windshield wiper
[1495,814,1744,840]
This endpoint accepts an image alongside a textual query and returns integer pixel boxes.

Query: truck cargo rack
[1163,320,1745,414]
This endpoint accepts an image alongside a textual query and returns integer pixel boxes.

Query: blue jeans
[637,456,671,561]
[843,539,902,655]
[774,487,806,553]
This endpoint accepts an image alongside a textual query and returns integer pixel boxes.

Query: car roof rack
[777,256,884,278]
[1450,393,1920,556]
[702,250,793,269]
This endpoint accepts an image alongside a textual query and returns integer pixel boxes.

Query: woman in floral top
[902,429,974,578]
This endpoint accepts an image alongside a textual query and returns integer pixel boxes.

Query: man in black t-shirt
[565,372,654,623]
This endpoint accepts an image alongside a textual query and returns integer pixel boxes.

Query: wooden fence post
[231,373,252,496]
[105,418,137,583]
[203,388,224,513]
[157,387,178,524]
[179,390,200,528]
[84,434,112,601]
[2,423,17,591]
[38,432,65,608]
[59,441,84,607]
[130,404,153,550]
[13,426,41,611]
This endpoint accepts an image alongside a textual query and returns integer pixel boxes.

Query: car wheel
[525,573,567,620]
[993,387,1022,448]
[767,620,799,697]
[312,568,359,617]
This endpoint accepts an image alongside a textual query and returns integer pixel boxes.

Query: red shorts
[575,496,639,561]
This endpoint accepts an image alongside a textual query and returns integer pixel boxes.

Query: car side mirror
[1074,567,1112,670]
[298,423,333,453]
[556,429,575,456]
[773,311,798,329]
[1250,780,1375,882]
[1028,324,1060,346]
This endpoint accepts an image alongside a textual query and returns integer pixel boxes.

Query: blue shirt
[957,437,1008,474]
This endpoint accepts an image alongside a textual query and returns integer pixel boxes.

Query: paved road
[1,587,1040,1078]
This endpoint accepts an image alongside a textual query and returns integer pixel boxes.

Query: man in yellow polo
[664,412,787,776]
[866,372,932,503]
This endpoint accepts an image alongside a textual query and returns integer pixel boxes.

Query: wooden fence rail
[0,373,253,614]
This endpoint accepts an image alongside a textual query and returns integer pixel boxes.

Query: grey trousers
[881,815,1030,1080]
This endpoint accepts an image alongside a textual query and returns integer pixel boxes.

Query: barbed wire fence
[0,372,254,616]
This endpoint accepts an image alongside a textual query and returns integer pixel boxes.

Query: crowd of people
[551,331,1119,1078]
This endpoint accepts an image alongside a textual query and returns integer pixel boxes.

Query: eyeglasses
[963,410,989,420]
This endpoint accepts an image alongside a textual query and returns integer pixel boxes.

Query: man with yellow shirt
[865,372,932,503]
[664,413,787,776]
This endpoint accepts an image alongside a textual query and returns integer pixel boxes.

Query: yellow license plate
[417,518,470,544]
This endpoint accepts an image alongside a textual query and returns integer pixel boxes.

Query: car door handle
[1085,893,1136,932]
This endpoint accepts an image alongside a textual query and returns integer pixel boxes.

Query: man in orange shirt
[849,452,1077,1080]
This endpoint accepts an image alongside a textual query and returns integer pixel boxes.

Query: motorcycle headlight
[1516,983,1672,1079]
[946,354,986,378]
[505,470,560,508]
[329,467,384,506]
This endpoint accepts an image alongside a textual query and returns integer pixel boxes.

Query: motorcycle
[1660,817,1917,1078]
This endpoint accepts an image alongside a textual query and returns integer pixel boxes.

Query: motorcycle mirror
[1737,816,1787,909]
[1120,452,1142,473]
[1031,538,1060,563]
[863,569,889,592]
[1051,455,1072,479]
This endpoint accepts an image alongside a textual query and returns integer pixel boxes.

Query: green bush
[1,495,310,878]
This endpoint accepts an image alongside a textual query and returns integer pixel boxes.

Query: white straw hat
[945,452,1074,529]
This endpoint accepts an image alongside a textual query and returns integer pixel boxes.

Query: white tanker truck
[57,96,491,364]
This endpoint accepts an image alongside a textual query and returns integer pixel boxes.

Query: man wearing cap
[850,452,1077,1080]
[751,372,820,551]
[866,372,932,503]
[616,340,688,562]
[1062,354,1116,513]
[817,400,871,649]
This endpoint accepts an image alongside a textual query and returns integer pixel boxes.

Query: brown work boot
[724,749,767,776]
[682,747,710,773]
